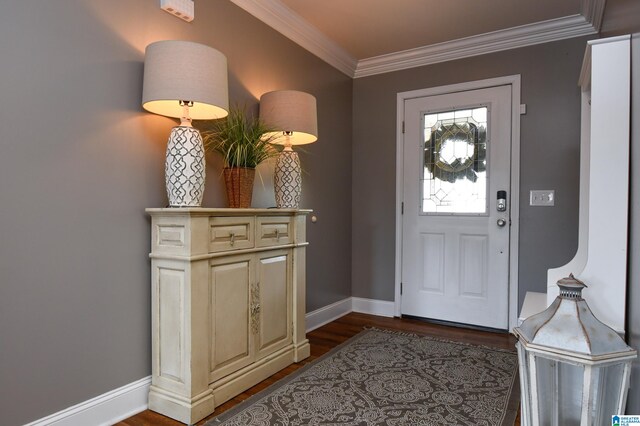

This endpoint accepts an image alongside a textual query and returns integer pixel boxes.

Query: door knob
[497,218,507,227]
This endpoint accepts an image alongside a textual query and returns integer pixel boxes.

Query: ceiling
[279,0,581,59]
[229,0,607,78]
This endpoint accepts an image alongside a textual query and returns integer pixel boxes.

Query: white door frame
[395,75,521,330]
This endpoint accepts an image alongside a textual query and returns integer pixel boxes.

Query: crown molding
[230,0,606,79]
[354,15,597,78]
[229,0,358,77]
[580,0,607,32]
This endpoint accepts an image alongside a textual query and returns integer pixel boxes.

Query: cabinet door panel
[209,255,254,381]
[256,250,292,358]
[156,266,186,385]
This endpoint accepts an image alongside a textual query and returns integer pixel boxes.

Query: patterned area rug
[208,328,519,426]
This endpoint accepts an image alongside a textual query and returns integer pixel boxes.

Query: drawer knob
[275,229,280,240]
[229,231,235,246]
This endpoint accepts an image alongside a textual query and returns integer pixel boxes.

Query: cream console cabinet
[146,208,311,424]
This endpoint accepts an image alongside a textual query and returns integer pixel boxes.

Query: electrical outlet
[161,0,194,22]
[530,190,555,206]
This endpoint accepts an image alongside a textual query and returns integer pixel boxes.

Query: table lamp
[259,90,317,208]
[142,40,229,207]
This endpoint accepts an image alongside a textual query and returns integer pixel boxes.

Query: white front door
[401,85,512,330]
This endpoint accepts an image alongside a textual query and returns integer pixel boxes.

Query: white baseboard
[305,296,396,331]
[305,297,352,332]
[351,297,395,317]
[24,376,151,426]
[27,297,395,426]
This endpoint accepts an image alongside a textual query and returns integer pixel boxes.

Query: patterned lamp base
[274,149,301,208]
[165,126,205,207]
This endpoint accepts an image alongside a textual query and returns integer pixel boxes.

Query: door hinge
[401,202,404,214]
[400,282,403,295]
[402,121,405,134]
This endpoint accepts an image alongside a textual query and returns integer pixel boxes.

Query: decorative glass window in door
[422,107,488,214]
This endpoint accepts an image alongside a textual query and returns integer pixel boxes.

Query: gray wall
[352,37,589,307]
[0,1,352,425]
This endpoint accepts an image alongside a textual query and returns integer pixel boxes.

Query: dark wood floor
[118,312,520,425]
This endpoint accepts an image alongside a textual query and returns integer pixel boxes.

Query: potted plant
[200,106,278,208]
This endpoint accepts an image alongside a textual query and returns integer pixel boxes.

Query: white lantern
[513,274,637,426]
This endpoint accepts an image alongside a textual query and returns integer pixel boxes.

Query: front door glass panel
[422,107,488,214]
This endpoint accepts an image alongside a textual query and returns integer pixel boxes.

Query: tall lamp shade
[142,40,229,207]
[260,90,317,208]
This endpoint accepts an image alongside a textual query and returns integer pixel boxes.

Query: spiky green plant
[200,107,279,168]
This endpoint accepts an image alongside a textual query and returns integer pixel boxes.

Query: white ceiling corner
[229,0,358,77]
[229,0,607,79]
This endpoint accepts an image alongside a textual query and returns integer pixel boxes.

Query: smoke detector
[160,0,194,22]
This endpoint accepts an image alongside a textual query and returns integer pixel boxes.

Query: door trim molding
[395,75,521,330]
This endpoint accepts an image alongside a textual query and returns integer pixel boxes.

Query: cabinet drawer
[256,217,293,247]
[209,217,254,252]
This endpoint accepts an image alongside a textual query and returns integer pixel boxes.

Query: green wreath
[424,121,486,183]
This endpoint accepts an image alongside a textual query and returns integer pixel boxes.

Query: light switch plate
[530,190,555,206]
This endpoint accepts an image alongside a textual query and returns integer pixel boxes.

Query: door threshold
[401,314,508,334]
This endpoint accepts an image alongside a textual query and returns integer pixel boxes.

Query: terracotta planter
[223,167,255,208]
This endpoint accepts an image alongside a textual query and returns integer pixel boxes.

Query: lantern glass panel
[535,356,583,425]
[590,363,625,425]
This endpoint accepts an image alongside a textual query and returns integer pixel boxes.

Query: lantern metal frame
[513,275,637,426]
